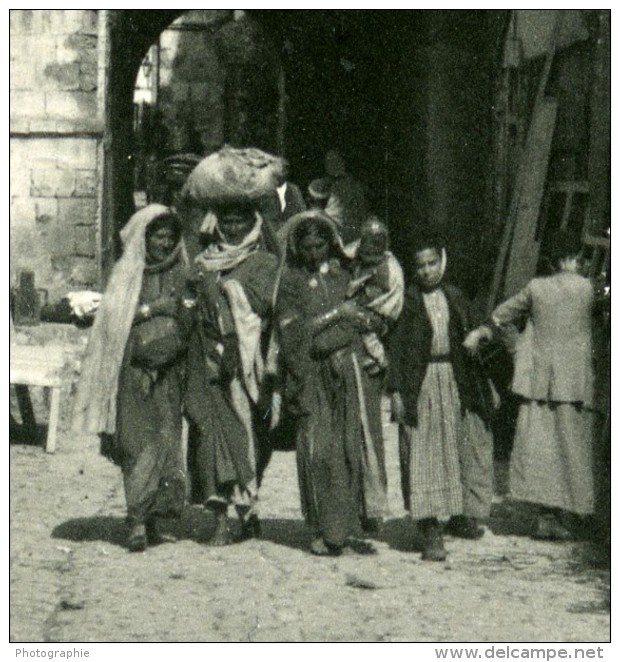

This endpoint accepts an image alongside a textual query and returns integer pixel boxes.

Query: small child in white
[346,217,404,374]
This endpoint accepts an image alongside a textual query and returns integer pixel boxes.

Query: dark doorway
[106,9,503,292]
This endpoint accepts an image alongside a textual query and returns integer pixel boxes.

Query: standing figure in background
[388,234,494,561]
[257,159,306,234]
[276,160,307,224]
[324,149,367,244]
[73,205,190,552]
[465,230,596,540]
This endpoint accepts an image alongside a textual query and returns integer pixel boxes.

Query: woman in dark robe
[73,205,190,552]
[183,202,279,545]
[275,210,387,556]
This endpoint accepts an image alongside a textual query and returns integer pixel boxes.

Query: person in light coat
[465,231,596,540]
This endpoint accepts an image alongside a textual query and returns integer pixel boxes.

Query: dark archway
[105,9,505,294]
[103,10,185,280]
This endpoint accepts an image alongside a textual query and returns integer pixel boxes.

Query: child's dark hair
[410,228,445,257]
[542,230,583,270]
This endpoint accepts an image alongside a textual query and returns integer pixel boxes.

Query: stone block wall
[10,10,103,303]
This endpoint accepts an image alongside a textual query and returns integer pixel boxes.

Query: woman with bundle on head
[275,210,388,556]
[465,230,597,540]
[387,233,494,561]
[181,147,281,545]
[73,205,190,552]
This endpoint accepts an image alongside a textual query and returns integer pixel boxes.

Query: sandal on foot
[146,519,177,546]
[127,524,147,553]
[344,538,378,555]
[209,514,233,546]
[532,513,573,541]
[444,515,485,540]
[237,514,261,541]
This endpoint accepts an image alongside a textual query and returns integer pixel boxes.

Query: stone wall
[10,10,103,302]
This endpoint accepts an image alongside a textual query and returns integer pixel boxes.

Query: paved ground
[10,390,610,643]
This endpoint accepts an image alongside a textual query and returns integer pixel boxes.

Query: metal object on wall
[12,271,48,327]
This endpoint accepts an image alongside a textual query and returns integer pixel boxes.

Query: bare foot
[209,513,233,546]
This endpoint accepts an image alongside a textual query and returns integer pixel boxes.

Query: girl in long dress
[388,235,494,561]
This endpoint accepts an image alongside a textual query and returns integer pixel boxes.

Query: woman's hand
[338,302,383,333]
[463,326,493,354]
[391,391,405,424]
[336,301,360,320]
[219,333,240,380]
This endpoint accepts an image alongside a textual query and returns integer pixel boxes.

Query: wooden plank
[46,387,61,454]
[487,11,564,312]
[502,98,557,298]
[10,345,67,387]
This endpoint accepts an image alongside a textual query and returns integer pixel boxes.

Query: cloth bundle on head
[182,146,286,208]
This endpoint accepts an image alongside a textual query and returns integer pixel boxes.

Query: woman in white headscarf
[73,204,190,552]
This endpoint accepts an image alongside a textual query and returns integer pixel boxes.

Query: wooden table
[10,345,70,453]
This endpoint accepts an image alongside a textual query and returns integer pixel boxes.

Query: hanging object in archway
[182,146,285,207]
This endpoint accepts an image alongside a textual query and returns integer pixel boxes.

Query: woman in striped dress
[387,235,494,560]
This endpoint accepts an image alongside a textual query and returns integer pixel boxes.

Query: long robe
[388,284,494,520]
[103,259,189,526]
[185,250,278,507]
[277,261,386,547]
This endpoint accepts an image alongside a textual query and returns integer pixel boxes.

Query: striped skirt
[399,362,485,519]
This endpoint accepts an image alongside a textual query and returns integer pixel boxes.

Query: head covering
[162,153,203,190]
[183,146,285,208]
[412,243,447,289]
[285,209,346,264]
[269,210,347,312]
[361,216,389,239]
[72,204,187,436]
[357,216,390,256]
[308,178,332,201]
[194,211,264,274]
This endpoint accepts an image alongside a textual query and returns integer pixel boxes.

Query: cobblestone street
[10,395,610,643]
